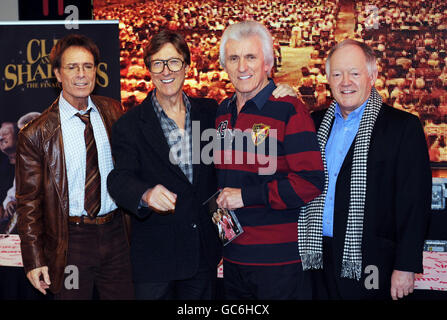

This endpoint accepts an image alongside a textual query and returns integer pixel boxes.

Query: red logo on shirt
[251,123,270,146]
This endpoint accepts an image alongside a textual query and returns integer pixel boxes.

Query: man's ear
[265,62,274,77]
[265,61,273,73]
[370,68,378,86]
[54,68,62,83]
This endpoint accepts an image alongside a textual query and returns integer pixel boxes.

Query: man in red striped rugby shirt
[215,20,324,300]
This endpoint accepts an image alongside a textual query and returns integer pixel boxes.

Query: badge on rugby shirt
[251,123,270,146]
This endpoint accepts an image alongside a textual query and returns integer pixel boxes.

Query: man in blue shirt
[299,39,431,300]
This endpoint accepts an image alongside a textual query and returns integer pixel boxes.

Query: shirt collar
[252,79,276,110]
[59,92,97,123]
[335,98,368,122]
[151,89,191,117]
[227,78,276,111]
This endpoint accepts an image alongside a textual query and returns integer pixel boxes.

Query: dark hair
[143,30,191,69]
[50,34,100,70]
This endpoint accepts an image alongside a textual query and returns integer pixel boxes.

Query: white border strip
[0,20,119,26]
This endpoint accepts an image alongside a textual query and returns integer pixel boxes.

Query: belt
[68,209,119,225]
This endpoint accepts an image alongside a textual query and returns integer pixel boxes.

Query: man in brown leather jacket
[15,34,133,299]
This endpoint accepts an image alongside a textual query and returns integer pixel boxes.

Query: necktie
[76,110,101,218]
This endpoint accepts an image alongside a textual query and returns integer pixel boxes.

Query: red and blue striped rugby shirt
[215,80,324,266]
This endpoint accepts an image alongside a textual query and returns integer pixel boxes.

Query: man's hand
[272,83,297,98]
[390,270,415,300]
[27,266,51,295]
[4,200,16,218]
[142,184,177,213]
[216,188,244,210]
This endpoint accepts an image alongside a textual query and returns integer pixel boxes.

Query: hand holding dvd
[203,190,244,246]
[216,187,244,210]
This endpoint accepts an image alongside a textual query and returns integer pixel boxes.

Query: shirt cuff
[138,198,149,209]
[241,184,266,207]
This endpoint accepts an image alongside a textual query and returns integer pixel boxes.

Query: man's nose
[161,63,171,75]
[238,58,248,72]
[341,74,351,86]
[77,66,86,77]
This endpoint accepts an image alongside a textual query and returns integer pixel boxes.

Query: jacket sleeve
[107,115,153,217]
[393,115,431,273]
[242,99,325,210]
[16,131,47,273]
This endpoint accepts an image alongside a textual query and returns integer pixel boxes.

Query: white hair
[219,20,274,72]
[325,39,378,78]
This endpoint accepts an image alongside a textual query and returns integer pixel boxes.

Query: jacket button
[191,223,197,228]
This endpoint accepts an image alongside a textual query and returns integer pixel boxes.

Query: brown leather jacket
[16,95,130,294]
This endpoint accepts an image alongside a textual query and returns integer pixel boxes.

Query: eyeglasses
[149,58,185,74]
[62,63,96,74]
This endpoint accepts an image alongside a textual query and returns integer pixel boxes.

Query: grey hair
[219,20,274,72]
[325,39,377,77]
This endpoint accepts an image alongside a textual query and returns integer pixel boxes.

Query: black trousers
[310,237,393,300]
[223,260,312,300]
[310,237,343,300]
[54,215,134,300]
[134,243,216,300]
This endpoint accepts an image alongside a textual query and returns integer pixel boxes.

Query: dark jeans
[223,260,311,300]
[54,215,134,300]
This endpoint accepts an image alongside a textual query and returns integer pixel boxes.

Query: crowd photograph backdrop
[93,0,447,166]
[0,0,446,299]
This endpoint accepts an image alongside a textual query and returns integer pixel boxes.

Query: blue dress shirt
[322,100,368,237]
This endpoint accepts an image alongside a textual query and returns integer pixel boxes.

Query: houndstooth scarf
[298,88,382,280]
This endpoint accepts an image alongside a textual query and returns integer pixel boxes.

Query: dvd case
[202,190,244,246]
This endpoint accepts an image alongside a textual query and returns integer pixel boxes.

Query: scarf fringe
[341,260,362,281]
[301,253,323,271]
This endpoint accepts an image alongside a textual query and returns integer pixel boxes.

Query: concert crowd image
[93,0,447,163]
